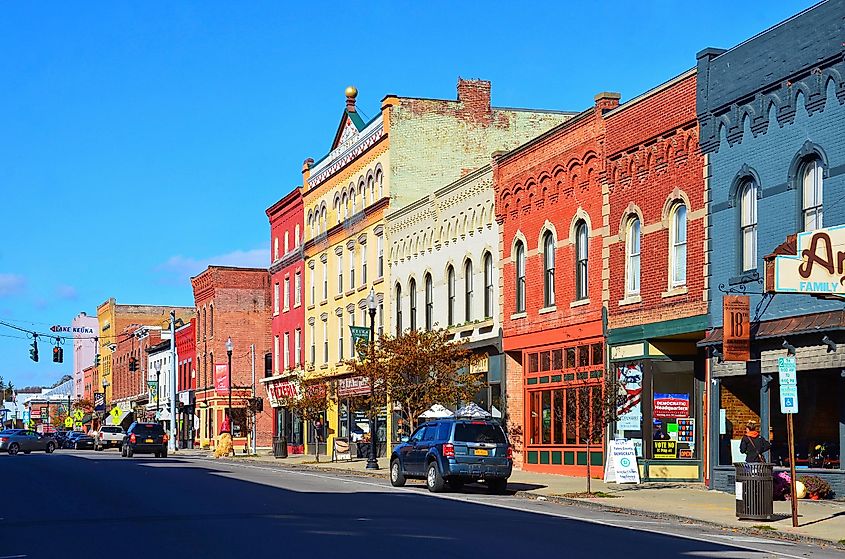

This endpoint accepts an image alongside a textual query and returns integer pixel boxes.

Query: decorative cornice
[307,118,385,189]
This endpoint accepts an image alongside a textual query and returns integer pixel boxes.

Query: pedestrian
[740,421,771,463]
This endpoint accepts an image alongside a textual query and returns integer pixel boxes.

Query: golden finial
[345,85,358,99]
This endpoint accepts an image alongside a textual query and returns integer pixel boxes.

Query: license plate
[473,449,489,456]
[145,438,154,443]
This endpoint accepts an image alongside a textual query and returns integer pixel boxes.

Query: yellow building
[301,81,571,458]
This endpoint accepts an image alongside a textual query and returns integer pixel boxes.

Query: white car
[94,426,125,451]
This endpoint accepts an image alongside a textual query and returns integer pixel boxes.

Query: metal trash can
[273,436,288,459]
[734,463,773,520]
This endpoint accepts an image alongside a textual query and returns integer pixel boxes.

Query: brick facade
[176,319,196,393]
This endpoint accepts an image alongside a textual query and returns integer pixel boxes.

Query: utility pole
[251,343,256,456]
[169,311,177,453]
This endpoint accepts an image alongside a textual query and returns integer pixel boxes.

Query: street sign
[73,409,84,421]
[64,417,73,428]
[110,406,121,424]
[778,356,798,414]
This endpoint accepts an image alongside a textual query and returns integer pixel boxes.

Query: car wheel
[126,446,134,458]
[487,478,508,494]
[74,442,79,450]
[8,443,19,456]
[121,445,127,457]
[95,444,102,451]
[46,442,55,454]
[426,461,445,493]
[390,459,406,487]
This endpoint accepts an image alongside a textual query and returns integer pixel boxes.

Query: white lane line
[184,459,808,559]
[0,555,28,558]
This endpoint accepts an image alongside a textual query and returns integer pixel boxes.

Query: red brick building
[494,93,619,475]
[265,187,305,453]
[110,324,162,424]
[175,318,196,447]
[604,70,707,481]
[192,266,273,451]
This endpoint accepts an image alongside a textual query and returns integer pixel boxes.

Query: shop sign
[94,392,105,412]
[265,380,300,407]
[653,393,689,418]
[772,225,845,294]
[653,440,677,459]
[604,439,640,484]
[30,408,40,419]
[778,356,798,414]
[349,326,370,361]
[722,295,750,361]
[615,364,642,431]
[338,376,370,398]
[214,364,229,395]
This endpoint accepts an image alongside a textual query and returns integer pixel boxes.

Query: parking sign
[778,356,798,414]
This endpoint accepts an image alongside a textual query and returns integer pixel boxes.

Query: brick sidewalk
[178,448,845,547]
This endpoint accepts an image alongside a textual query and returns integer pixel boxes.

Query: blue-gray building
[697,0,845,493]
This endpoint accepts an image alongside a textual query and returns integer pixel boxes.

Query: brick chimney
[594,91,621,113]
[457,78,492,115]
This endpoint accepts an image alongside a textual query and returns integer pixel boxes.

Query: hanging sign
[94,392,105,412]
[722,295,750,361]
[148,380,158,402]
[50,325,96,334]
[214,364,229,395]
[771,225,845,294]
[778,356,798,413]
[349,326,370,362]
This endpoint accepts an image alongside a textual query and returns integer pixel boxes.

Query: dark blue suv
[390,418,512,493]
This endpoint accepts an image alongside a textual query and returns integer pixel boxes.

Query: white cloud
[56,284,78,300]
[0,273,25,297]
[156,248,270,284]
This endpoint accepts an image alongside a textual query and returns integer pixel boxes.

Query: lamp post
[154,360,162,419]
[226,337,234,457]
[101,378,109,430]
[366,288,379,470]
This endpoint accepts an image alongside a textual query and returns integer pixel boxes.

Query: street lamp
[154,360,162,418]
[226,336,234,457]
[101,378,109,430]
[366,288,379,470]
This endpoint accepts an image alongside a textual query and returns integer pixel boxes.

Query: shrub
[798,475,833,499]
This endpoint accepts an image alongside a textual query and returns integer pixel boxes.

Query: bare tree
[274,376,332,462]
[563,377,619,494]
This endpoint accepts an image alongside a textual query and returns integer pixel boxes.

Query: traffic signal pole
[169,311,177,453]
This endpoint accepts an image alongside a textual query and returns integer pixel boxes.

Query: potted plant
[798,475,833,500]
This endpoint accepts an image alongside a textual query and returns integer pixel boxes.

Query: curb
[194,455,845,550]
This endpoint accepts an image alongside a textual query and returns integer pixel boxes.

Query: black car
[71,432,95,450]
[121,422,168,458]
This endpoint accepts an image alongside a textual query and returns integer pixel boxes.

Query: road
[3,450,843,559]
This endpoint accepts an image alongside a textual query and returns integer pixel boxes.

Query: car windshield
[454,423,506,444]
[131,424,164,436]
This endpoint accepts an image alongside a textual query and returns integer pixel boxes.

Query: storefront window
[651,361,696,460]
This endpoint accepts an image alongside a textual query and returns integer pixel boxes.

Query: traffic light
[129,357,137,372]
[52,346,63,363]
[29,339,39,362]
[94,353,101,366]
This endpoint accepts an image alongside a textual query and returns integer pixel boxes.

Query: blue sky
[0,0,814,387]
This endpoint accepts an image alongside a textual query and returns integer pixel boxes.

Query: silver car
[0,429,58,455]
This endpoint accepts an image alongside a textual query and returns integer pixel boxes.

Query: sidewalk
[180,449,845,547]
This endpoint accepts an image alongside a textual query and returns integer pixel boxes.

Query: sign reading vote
[772,225,845,294]
[778,356,798,414]
[653,440,678,459]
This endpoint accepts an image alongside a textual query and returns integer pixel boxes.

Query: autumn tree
[345,328,483,431]
[274,375,332,462]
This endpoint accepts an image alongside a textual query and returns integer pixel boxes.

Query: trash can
[734,463,773,520]
[273,436,288,459]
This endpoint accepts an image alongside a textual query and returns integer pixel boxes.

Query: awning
[157,409,172,421]
[419,404,453,419]
[698,309,845,347]
[106,410,131,426]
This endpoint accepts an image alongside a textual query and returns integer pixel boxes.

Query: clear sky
[0,0,815,387]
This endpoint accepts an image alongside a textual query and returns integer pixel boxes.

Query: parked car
[94,426,125,451]
[62,431,83,449]
[121,422,169,458]
[71,432,95,450]
[52,430,70,449]
[0,429,57,455]
[389,418,512,493]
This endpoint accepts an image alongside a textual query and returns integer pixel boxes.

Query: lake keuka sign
[771,225,845,294]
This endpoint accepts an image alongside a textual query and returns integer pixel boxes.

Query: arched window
[395,284,402,336]
[740,181,757,272]
[670,204,687,287]
[377,169,384,199]
[575,221,588,300]
[483,253,493,319]
[802,158,823,231]
[425,274,433,330]
[625,217,641,295]
[294,225,300,248]
[543,231,555,307]
[447,265,456,326]
[515,241,526,313]
[274,238,279,261]
[284,231,290,254]
[209,305,214,337]
[409,279,417,331]
[464,260,473,321]
[368,176,375,203]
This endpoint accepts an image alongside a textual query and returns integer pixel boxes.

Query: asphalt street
[3,450,844,559]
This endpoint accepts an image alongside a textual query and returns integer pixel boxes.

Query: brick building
[494,93,619,475]
[605,70,707,481]
[696,0,845,493]
[175,318,196,448]
[192,266,273,452]
[110,324,164,426]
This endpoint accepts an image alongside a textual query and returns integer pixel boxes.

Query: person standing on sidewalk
[740,421,771,463]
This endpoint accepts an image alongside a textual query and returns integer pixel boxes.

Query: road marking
[711,535,796,546]
[0,555,28,558]
[181,458,808,559]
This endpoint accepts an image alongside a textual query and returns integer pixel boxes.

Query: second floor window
[294,272,302,307]
[425,273,433,330]
[575,221,588,300]
[377,235,384,278]
[283,278,290,310]
[543,232,555,307]
[465,260,473,322]
[670,204,687,287]
[283,332,290,370]
[294,329,301,367]
[484,253,493,319]
[626,217,641,295]
[740,181,757,272]
[395,284,402,335]
[337,254,344,293]
[447,265,456,326]
[361,245,367,284]
[802,158,823,231]
[309,323,315,366]
[322,260,328,300]
[409,279,417,331]
[274,282,280,315]
[515,241,526,313]
[338,315,344,362]
[310,267,315,305]
[323,320,329,363]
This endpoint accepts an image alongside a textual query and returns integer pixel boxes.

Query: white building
[146,337,174,423]
[72,312,98,399]
[385,164,504,417]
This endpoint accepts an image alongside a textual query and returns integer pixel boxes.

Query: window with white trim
[338,315,344,362]
[377,235,384,278]
[802,158,823,231]
[740,181,757,272]
[294,329,301,367]
[575,221,588,300]
[274,335,279,374]
[283,277,290,311]
[294,271,301,307]
[409,278,417,331]
[626,217,641,295]
[670,204,687,287]
[283,332,290,370]
[543,231,555,307]
[274,282,280,315]
[464,260,473,322]
[515,241,526,313]
[447,265,456,326]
